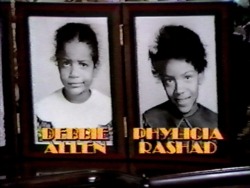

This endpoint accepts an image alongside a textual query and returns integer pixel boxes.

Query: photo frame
[0,2,17,159]
[16,2,126,159]
[123,2,235,162]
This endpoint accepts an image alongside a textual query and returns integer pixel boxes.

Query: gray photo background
[29,17,111,104]
[135,16,218,126]
[0,19,5,147]
[29,17,112,143]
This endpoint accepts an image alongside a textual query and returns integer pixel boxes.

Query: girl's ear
[198,72,204,85]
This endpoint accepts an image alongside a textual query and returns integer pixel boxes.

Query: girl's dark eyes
[63,61,71,66]
[58,60,90,68]
[58,59,71,66]
[185,75,193,80]
[166,79,174,83]
[79,62,88,67]
[163,78,174,84]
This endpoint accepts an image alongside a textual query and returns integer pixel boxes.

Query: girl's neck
[63,89,91,104]
[183,103,199,118]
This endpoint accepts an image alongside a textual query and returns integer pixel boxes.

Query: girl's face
[57,39,95,101]
[161,59,204,115]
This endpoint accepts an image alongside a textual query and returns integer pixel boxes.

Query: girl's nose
[69,63,80,77]
[175,80,185,94]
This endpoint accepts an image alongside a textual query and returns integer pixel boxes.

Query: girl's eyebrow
[183,70,196,74]
[164,70,196,77]
[78,59,91,62]
[162,75,173,78]
[58,57,70,60]
[58,58,91,62]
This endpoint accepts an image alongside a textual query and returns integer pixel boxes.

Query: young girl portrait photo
[135,16,218,128]
[28,17,112,143]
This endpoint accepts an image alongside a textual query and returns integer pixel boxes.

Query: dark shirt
[143,101,218,128]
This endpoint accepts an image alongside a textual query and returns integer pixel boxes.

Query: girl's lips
[176,97,189,101]
[175,96,191,104]
[68,82,83,87]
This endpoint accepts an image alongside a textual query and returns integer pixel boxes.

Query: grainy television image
[28,17,113,145]
[135,16,218,129]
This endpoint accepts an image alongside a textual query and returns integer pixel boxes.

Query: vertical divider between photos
[122,3,138,159]
[118,3,131,159]
[106,2,127,159]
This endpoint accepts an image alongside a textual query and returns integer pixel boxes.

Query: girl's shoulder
[35,88,65,110]
[90,89,111,104]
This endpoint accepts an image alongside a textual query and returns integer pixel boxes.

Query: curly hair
[149,25,207,77]
[54,22,99,67]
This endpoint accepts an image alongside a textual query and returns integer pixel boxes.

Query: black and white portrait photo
[135,16,218,128]
[28,17,113,144]
[0,19,5,147]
